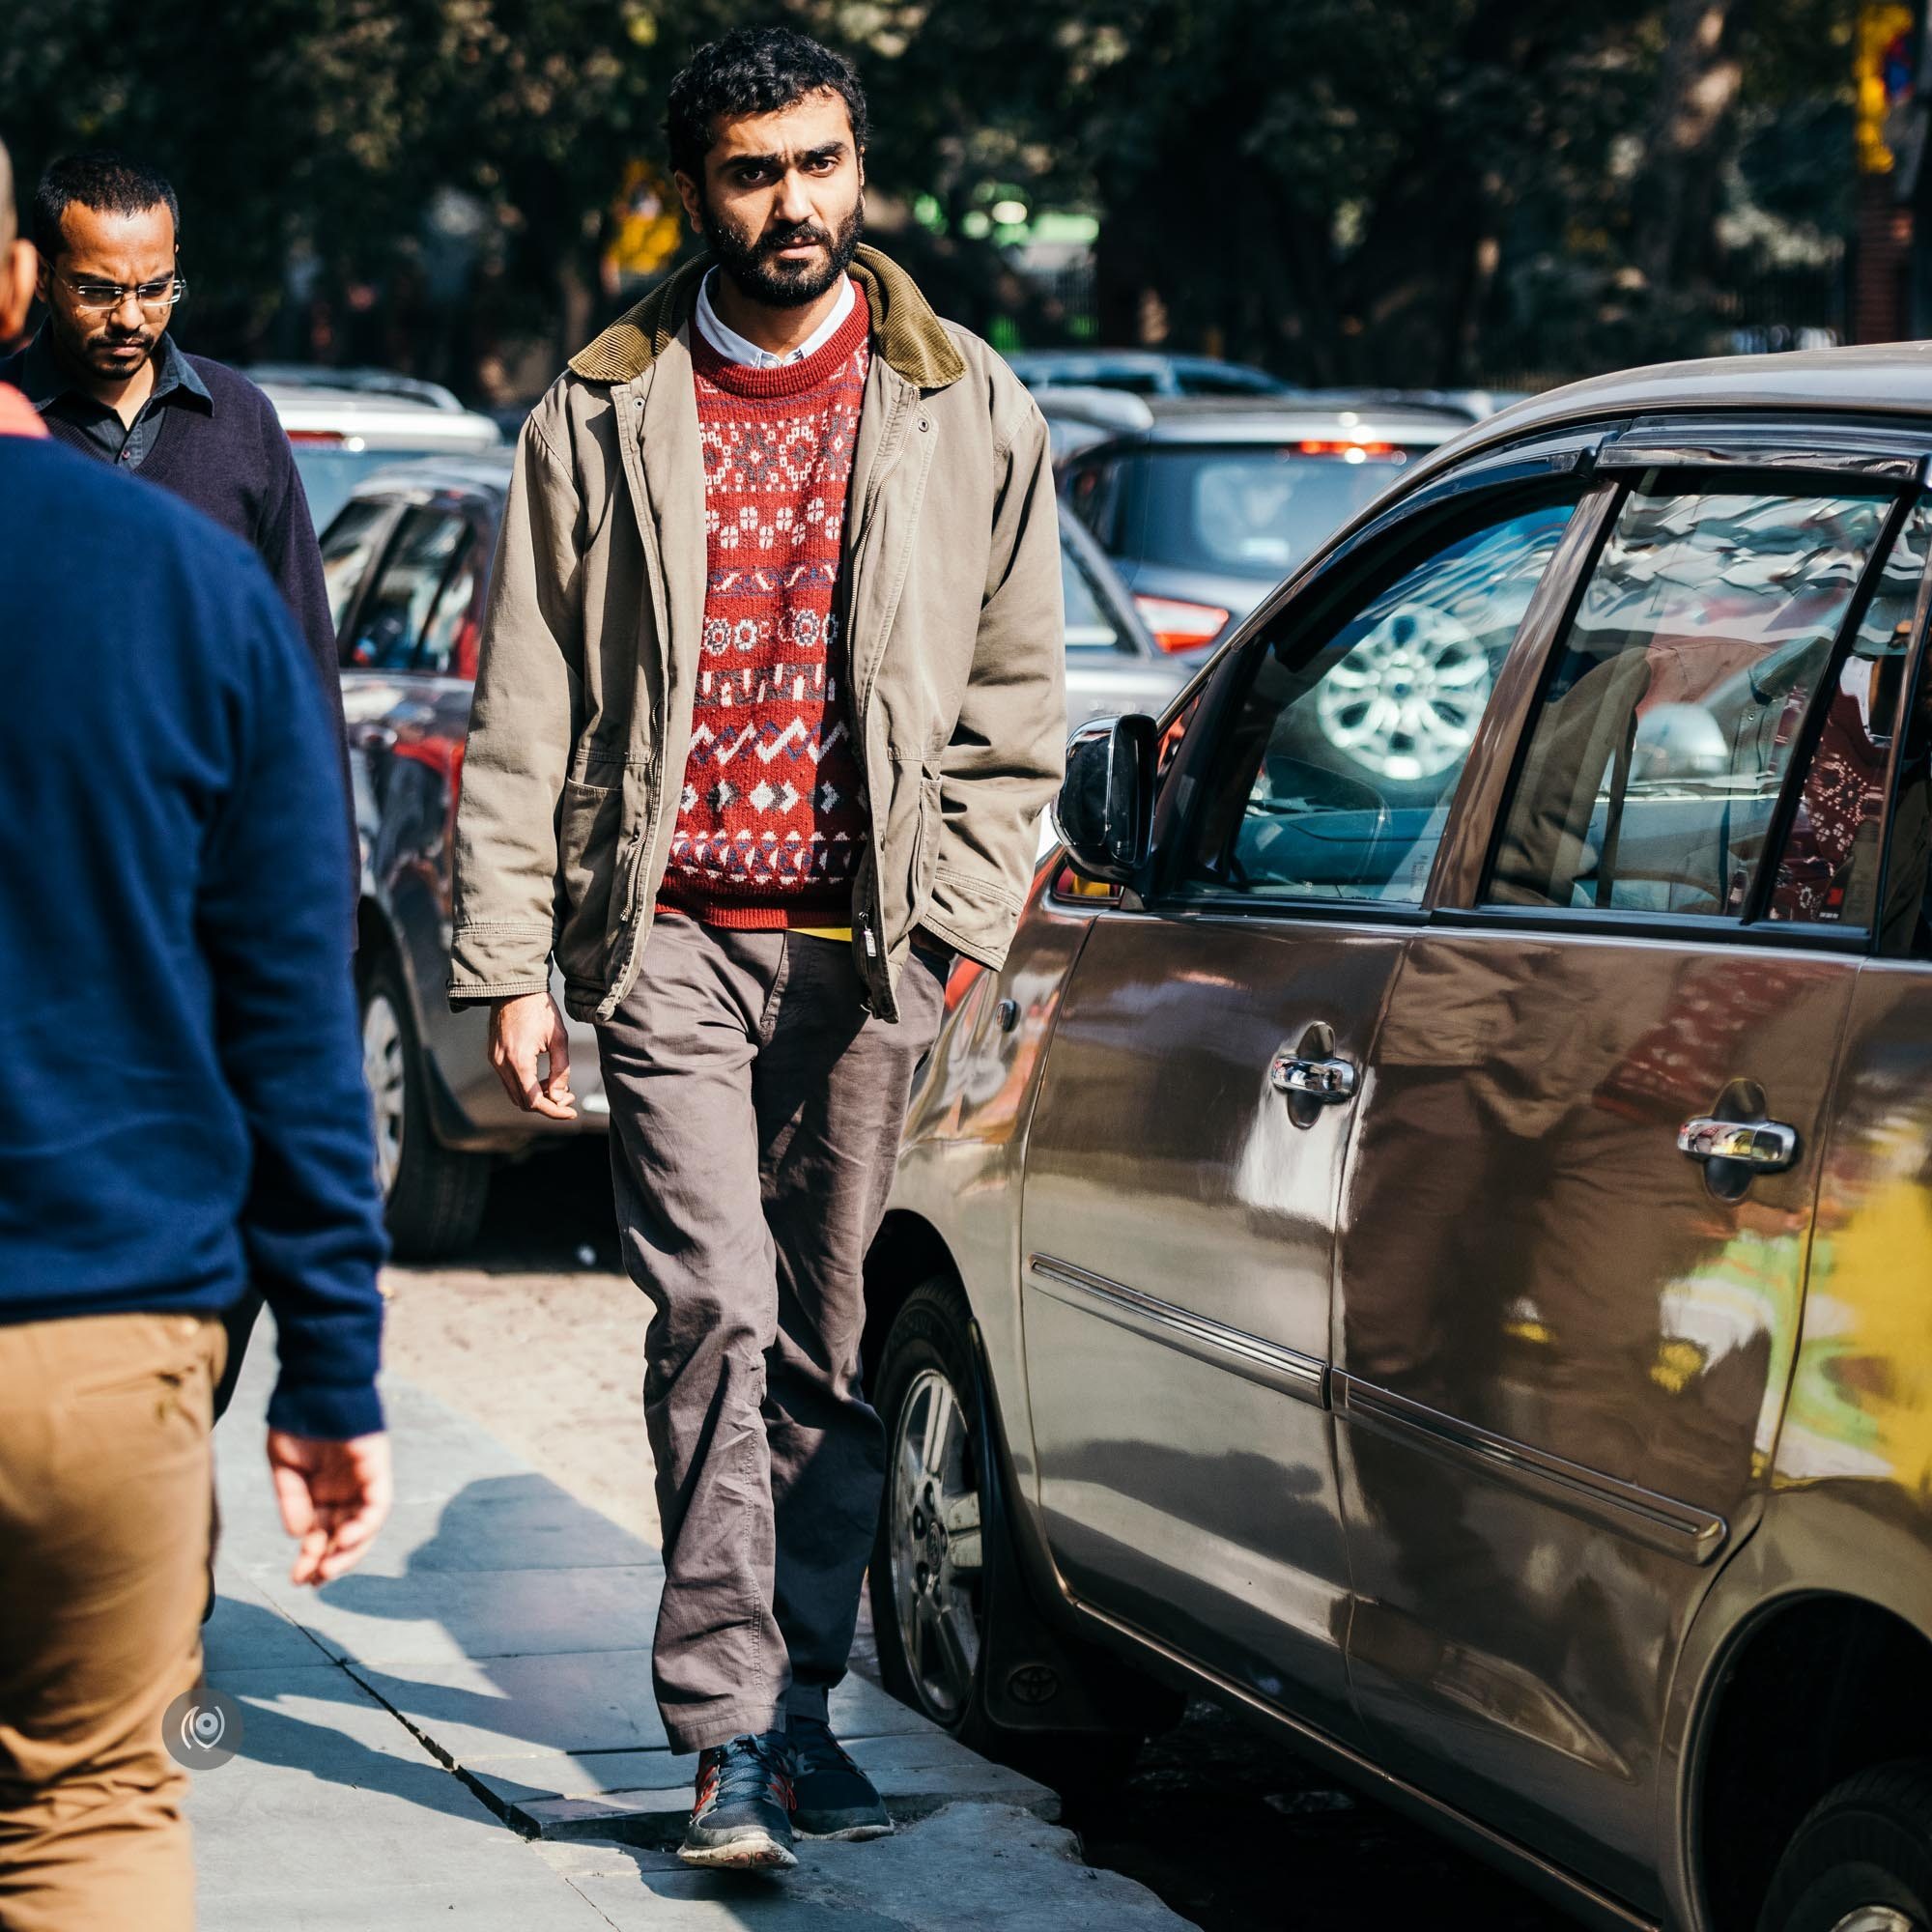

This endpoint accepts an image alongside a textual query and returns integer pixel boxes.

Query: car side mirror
[1052,713,1157,885]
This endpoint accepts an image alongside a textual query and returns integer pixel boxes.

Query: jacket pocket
[554,777,623,983]
[907,767,944,928]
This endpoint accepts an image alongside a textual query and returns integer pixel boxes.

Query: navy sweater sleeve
[254,421,350,742]
[250,404,360,913]
[200,567,387,1439]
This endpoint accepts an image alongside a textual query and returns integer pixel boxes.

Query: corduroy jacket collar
[568,242,967,390]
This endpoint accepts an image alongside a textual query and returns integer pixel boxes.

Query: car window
[1063,544,1131,656]
[320,499,391,638]
[1142,446,1416,579]
[1065,458,1124,552]
[1878,623,1932,954]
[296,446,444,532]
[346,508,470,673]
[1171,497,1577,906]
[1487,485,1894,919]
[1767,499,1930,927]
[417,536,485,677]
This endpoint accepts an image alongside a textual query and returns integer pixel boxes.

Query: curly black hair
[666,26,867,183]
[33,151,181,264]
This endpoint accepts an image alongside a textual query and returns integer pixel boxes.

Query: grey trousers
[596,917,947,1753]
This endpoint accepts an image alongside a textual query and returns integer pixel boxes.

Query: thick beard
[703,197,863,310]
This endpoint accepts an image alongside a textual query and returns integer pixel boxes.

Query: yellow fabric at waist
[790,926,853,944]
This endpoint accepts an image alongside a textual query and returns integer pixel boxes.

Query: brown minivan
[863,345,1932,1932]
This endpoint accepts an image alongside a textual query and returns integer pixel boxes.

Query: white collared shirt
[693,269,857,369]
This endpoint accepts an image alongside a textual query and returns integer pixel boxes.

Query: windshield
[294,446,447,531]
[1140,446,1415,579]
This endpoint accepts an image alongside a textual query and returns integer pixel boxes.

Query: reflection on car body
[861,350,1932,1932]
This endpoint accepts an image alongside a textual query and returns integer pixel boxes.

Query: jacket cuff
[266,1376,385,1442]
[448,920,555,1010]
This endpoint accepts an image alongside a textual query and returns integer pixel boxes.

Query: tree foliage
[0,0,1862,388]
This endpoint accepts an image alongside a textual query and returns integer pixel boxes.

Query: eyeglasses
[56,271,188,315]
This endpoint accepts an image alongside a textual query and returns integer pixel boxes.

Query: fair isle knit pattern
[658,288,872,929]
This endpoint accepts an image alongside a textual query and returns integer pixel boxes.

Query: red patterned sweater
[657,290,872,929]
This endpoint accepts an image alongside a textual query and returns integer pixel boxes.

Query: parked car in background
[1059,396,1461,781]
[320,453,1167,1256]
[1008,349,1292,399]
[255,365,502,529]
[863,344,1932,1932]
[1311,384,1535,422]
[1035,385,1158,467]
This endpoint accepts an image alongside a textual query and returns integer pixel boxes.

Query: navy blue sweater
[0,427,385,1439]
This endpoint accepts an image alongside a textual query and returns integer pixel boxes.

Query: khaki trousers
[0,1312,226,1932]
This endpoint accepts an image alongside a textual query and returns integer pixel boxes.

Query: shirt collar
[15,322,212,415]
[693,270,858,371]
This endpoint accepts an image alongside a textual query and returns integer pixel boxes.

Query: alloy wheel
[361,988,407,1200]
[1316,601,1491,782]
[888,1366,985,1723]
[1829,1913,1919,1932]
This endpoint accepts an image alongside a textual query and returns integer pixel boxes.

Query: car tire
[360,953,491,1262]
[869,1278,1004,1749]
[1757,1760,1932,1932]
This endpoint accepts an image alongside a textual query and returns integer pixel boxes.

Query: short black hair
[32,151,181,264]
[665,27,867,183]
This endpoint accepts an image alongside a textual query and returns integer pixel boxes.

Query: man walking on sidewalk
[0,133,390,1932]
[451,26,1065,1873]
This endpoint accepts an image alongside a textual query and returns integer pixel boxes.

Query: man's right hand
[489,990,577,1119]
[269,1428,393,1586]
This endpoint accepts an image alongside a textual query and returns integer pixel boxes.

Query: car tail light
[284,429,348,444]
[1293,439,1404,459]
[1133,594,1229,654]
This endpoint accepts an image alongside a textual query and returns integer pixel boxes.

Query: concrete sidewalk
[190,1330,1195,1929]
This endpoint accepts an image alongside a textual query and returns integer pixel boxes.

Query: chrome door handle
[1270,1052,1358,1103]
[1677,1117,1800,1172]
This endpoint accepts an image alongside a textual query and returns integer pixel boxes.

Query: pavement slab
[188,1318,1193,1929]
[535,1804,1193,1931]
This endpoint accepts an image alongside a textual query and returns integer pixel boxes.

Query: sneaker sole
[677,1834,798,1872]
[794,1821,894,1842]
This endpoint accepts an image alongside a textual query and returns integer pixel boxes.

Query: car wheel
[360,954,491,1262]
[1758,1762,1932,1932]
[1314,600,1489,786]
[869,1279,997,1745]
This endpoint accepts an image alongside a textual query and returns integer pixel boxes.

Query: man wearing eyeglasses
[0,152,342,759]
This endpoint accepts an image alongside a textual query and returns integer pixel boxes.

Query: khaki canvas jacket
[447,245,1066,1025]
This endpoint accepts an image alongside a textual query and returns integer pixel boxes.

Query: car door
[1018,478,1589,1744]
[1332,458,1931,1909]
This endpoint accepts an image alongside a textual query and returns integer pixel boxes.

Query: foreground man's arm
[200,568,392,1583]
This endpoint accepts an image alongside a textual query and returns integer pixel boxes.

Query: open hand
[268,1429,393,1586]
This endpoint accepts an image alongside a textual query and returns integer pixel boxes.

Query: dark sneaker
[679,1731,797,1871]
[787,1714,893,1840]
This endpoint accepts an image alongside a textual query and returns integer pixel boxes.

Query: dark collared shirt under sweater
[14,324,213,470]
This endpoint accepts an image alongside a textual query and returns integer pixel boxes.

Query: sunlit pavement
[188,1313,1191,1930]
